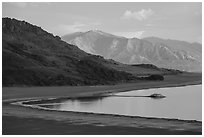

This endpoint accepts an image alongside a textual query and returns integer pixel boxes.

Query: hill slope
[62,30,201,72]
[2,18,135,86]
[3,18,179,86]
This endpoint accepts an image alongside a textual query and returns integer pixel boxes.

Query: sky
[2,2,202,43]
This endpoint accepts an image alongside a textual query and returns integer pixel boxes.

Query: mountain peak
[85,30,126,39]
[62,29,201,72]
[87,29,108,35]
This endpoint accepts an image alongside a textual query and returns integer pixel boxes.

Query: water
[39,85,202,121]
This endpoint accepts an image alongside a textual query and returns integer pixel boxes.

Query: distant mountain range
[62,30,202,72]
[3,18,179,86]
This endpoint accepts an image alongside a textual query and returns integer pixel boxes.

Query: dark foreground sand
[3,116,201,135]
[2,73,202,135]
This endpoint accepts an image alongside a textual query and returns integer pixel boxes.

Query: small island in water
[149,93,166,98]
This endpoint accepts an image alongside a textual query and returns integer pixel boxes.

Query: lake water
[39,85,202,121]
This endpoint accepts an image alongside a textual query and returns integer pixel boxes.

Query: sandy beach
[2,73,202,135]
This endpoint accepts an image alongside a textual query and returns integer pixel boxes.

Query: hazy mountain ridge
[143,37,202,53]
[62,30,202,72]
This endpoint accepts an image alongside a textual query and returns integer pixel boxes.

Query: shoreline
[3,76,202,102]
[2,73,202,134]
[3,101,202,133]
[7,100,202,123]
[7,84,202,123]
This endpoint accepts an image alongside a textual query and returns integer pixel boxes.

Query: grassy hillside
[2,18,136,86]
[2,18,181,87]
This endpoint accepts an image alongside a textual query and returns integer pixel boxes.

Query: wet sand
[2,73,202,135]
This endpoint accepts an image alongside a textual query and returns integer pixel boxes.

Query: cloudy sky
[2,2,202,43]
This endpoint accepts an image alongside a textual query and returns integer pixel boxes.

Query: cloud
[121,9,154,21]
[113,31,145,39]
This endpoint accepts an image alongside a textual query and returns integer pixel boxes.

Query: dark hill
[2,18,137,86]
[2,18,179,86]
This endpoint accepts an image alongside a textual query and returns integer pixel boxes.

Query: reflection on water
[40,85,202,121]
